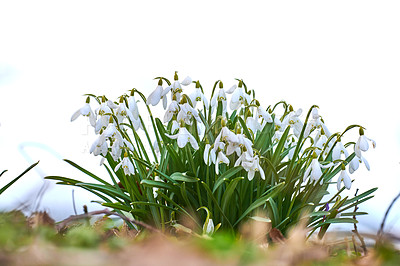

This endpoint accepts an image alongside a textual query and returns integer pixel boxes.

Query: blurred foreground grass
[0,211,398,266]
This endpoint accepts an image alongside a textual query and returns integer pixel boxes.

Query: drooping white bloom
[332,139,349,161]
[127,94,139,119]
[90,135,108,157]
[210,86,228,115]
[314,133,328,156]
[71,102,97,127]
[215,151,229,175]
[204,218,215,235]
[337,167,352,190]
[246,117,261,135]
[203,143,216,166]
[283,108,303,137]
[303,157,334,185]
[170,75,192,102]
[237,134,253,156]
[165,127,199,150]
[257,107,273,124]
[115,101,134,124]
[242,155,265,181]
[147,82,164,106]
[114,156,135,176]
[190,86,208,109]
[95,101,112,134]
[230,86,250,110]
[355,132,376,158]
[176,103,201,125]
[163,100,179,123]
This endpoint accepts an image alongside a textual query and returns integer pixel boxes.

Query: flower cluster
[63,72,378,237]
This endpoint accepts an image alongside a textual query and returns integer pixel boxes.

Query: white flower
[163,100,179,123]
[257,107,273,124]
[170,74,192,102]
[115,101,134,124]
[115,156,135,176]
[237,134,253,156]
[215,151,229,175]
[189,86,208,109]
[332,139,349,161]
[165,127,199,150]
[283,108,303,137]
[147,82,164,106]
[176,103,201,125]
[242,155,265,181]
[203,143,216,166]
[90,135,108,157]
[246,117,261,135]
[303,157,333,185]
[127,94,139,119]
[210,86,227,115]
[205,218,215,235]
[230,86,250,110]
[349,152,370,174]
[71,102,96,127]
[95,101,112,134]
[355,131,376,158]
[337,167,352,190]
[314,133,328,156]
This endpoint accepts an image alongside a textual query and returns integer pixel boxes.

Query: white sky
[0,0,399,234]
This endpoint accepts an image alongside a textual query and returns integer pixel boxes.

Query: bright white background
[0,1,399,235]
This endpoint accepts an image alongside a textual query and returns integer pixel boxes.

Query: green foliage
[47,73,377,238]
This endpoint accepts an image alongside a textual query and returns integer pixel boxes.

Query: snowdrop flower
[71,97,96,127]
[230,84,250,110]
[215,125,238,144]
[203,143,216,166]
[246,117,261,135]
[237,134,253,156]
[355,128,376,158]
[147,79,165,107]
[215,151,229,175]
[332,138,349,161]
[127,93,139,120]
[204,218,215,235]
[95,98,113,134]
[165,126,199,150]
[115,98,135,124]
[90,134,108,157]
[189,81,208,109]
[165,72,192,102]
[349,151,370,173]
[176,103,201,125]
[337,165,352,190]
[163,100,179,123]
[257,107,273,124]
[314,133,328,156]
[210,82,228,115]
[303,157,323,184]
[115,154,135,176]
[283,107,303,137]
[242,155,265,181]
[303,154,333,185]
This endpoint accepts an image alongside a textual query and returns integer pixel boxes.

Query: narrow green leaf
[213,166,243,193]
[0,161,39,195]
[170,172,199,183]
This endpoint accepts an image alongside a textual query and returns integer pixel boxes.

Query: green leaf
[64,159,112,186]
[140,179,179,194]
[0,161,39,195]
[170,172,199,183]
[250,216,271,223]
[213,166,243,193]
[77,182,132,202]
[221,177,244,213]
[101,202,132,212]
[234,182,285,226]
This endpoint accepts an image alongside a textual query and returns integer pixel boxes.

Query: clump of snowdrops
[47,72,377,238]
